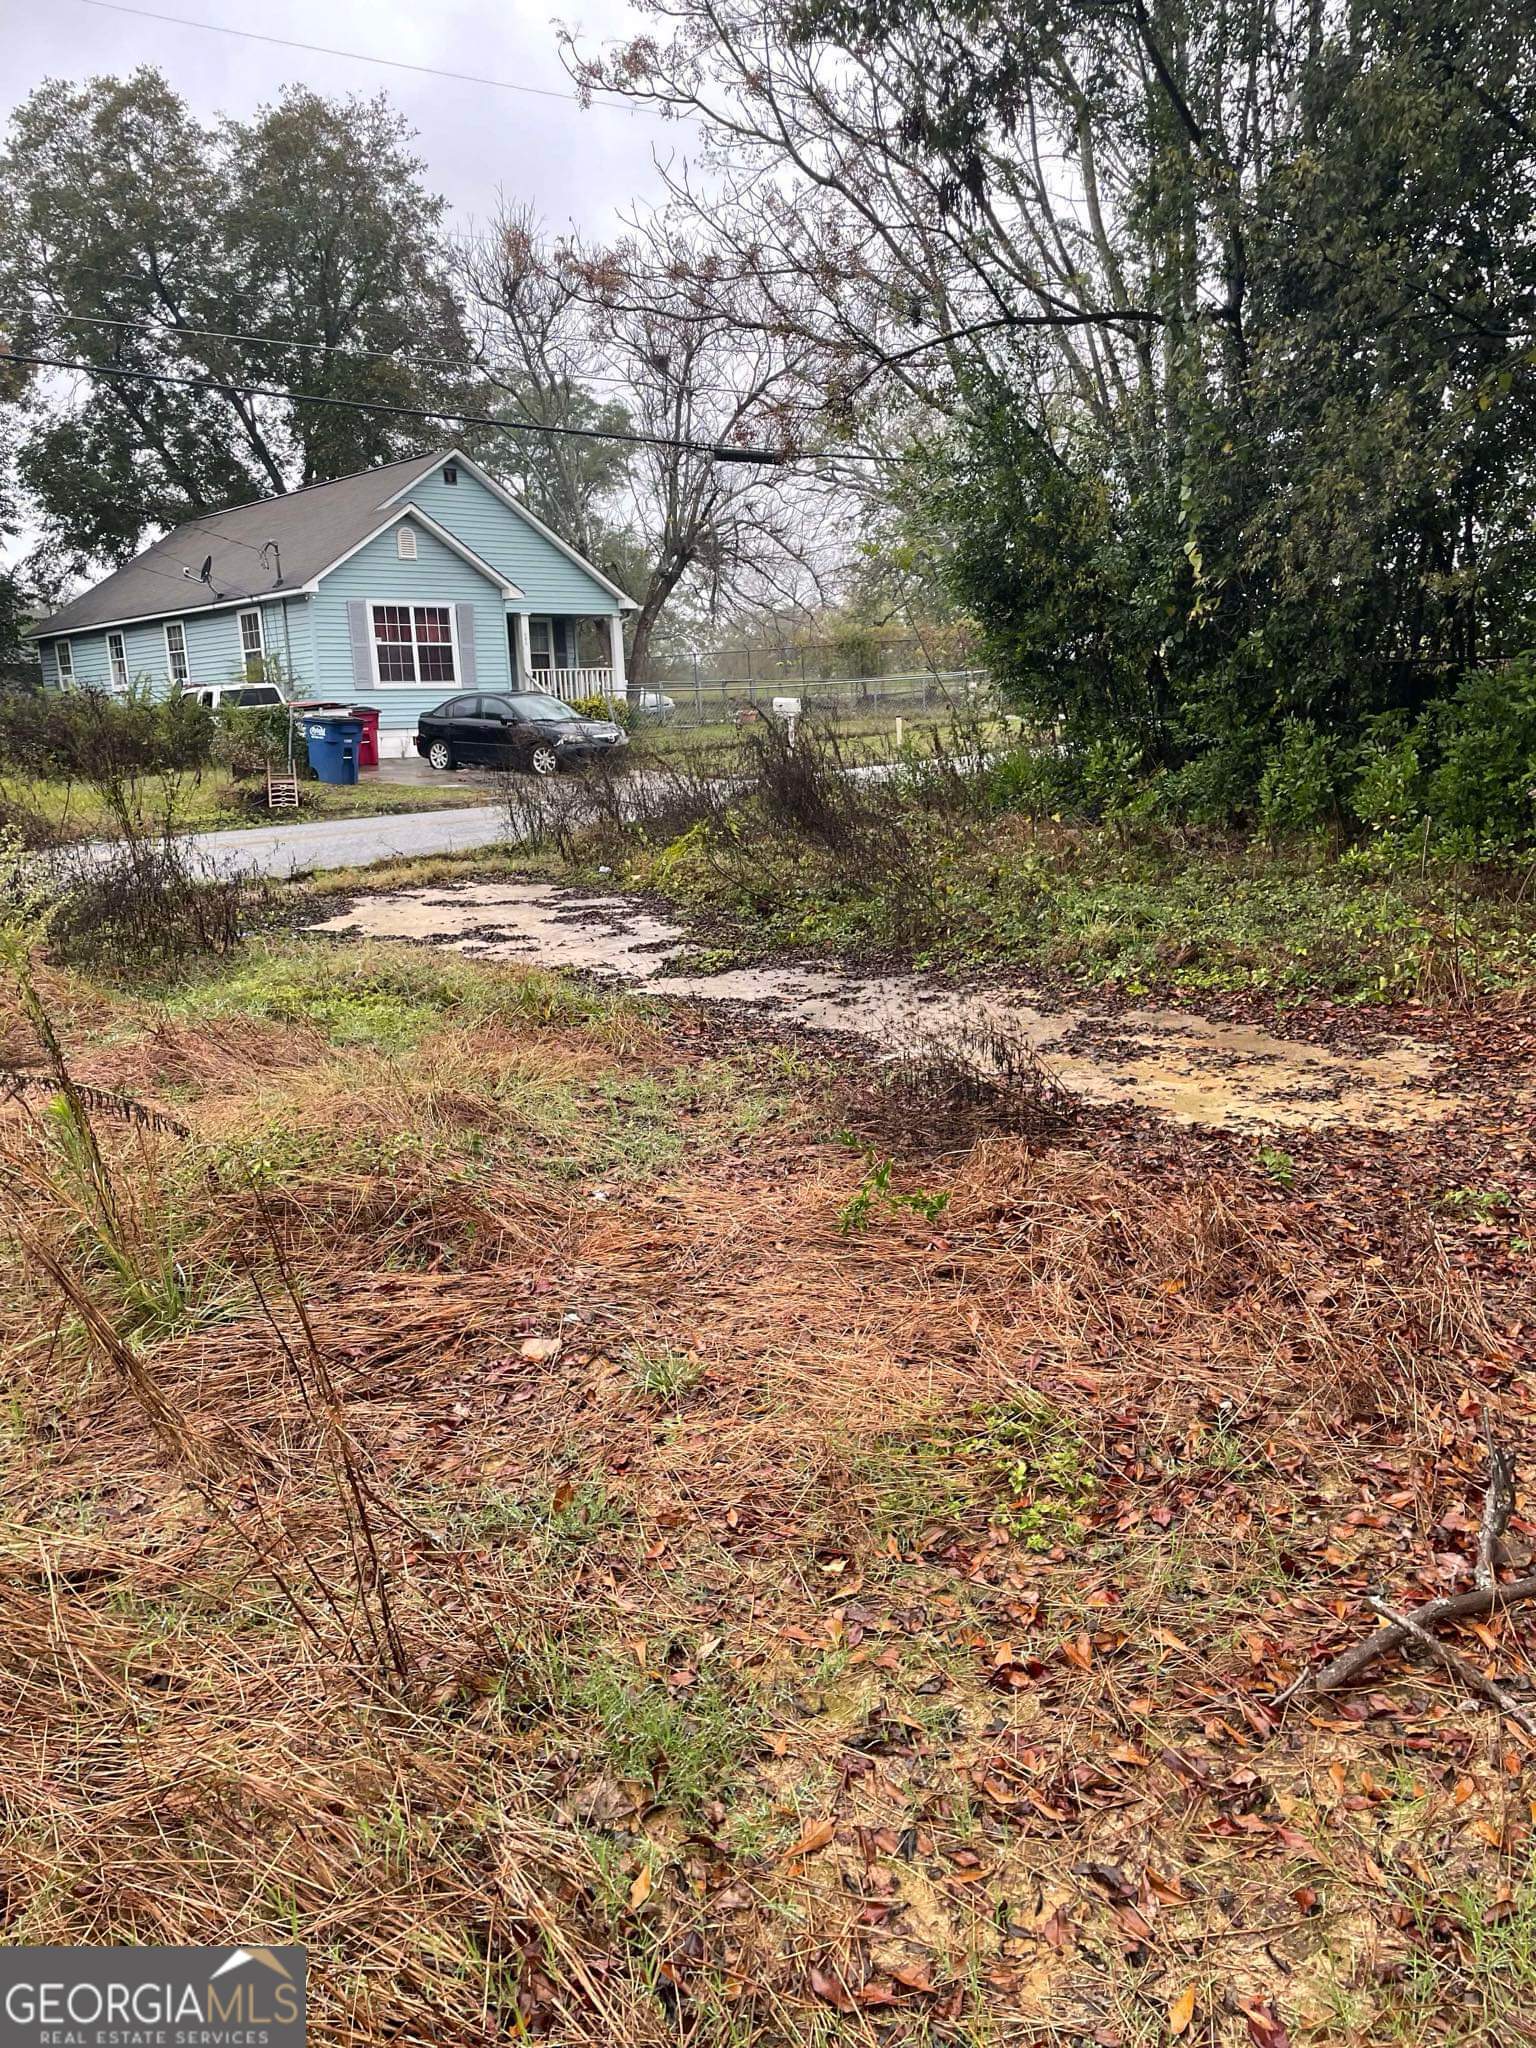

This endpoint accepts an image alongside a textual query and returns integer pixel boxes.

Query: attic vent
[397,526,418,560]
[442,464,459,485]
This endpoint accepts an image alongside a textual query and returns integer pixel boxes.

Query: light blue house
[29,448,637,756]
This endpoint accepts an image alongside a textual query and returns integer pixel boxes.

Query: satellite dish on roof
[199,554,213,584]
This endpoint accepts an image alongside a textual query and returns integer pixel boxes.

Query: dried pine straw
[0,963,1528,2045]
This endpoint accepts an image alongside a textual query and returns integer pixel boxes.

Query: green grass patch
[970,1395,1098,1551]
[501,1629,759,1818]
[839,1391,1097,1557]
[459,1478,628,1557]
[624,1344,704,1402]
[164,940,636,1048]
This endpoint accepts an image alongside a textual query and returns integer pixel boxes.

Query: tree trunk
[626,557,688,686]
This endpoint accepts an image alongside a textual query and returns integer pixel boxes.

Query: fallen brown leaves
[1,956,1534,2045]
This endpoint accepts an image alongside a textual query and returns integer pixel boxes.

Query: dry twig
[1279,1571,1536,1705]
[1366,1596,1536,1739]
[1279,1437,1530,1710]
[1479,1423,1517,1591]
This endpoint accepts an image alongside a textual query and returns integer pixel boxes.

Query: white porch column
[607,611,626,701]
[515,611,533,690]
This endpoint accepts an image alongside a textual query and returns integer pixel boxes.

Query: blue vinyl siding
[307,519,512,728]
[258,597,317,695]
[32,457,622,729]
[399,466,624,614]
[37,595,315,697]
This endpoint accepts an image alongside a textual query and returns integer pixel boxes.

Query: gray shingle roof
[32,450,447,637]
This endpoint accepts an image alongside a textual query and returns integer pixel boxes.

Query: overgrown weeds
[1,931,1531,2044]
[499,733,734,865]
[631,786,1536,1001]
[479,693,1536,1003]
[0,689,268,980]
[0,681,216,844]
[0,949,414,1684]
[46,835,263,977]
[875,1011,1081,1143]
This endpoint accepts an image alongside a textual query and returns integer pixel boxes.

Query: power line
[10,303,754,401]
[182,520,268,555]
[1,348,826,465]
[71,0,642,114]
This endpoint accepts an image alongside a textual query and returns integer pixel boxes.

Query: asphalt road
[84,754,906,881]
[170,804,510,879]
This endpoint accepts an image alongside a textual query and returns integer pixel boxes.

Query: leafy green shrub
[213,702,298,780]
[569,693,628,726]
[1352,715,1426,834]
[651,820,716,896]
[986,741,1077,816]
[829,621,885,679]
[1425,659,1536,852]
[1258,719,1343,836]
[1078,732,1143,817]
[0,684,215,841]
[0,683,214,785]
[1143,740,1262,827]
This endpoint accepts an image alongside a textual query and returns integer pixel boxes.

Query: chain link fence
[637,668,992,734]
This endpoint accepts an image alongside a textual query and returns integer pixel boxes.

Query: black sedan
[415,691,628,775]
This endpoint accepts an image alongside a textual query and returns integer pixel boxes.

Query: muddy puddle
[307,881,1453,1134]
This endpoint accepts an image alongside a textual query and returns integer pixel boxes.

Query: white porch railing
[530,665,617,703]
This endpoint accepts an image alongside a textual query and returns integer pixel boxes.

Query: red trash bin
[349,705,381,770]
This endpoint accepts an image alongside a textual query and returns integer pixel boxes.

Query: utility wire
[181,521,268,554]
[0,348,847,465]
[8,304,754,401]
[71,0,642,113]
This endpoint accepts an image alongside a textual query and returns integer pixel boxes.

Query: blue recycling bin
[302,715,363,786]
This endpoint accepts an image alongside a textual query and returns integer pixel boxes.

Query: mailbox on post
[771,695,802,746]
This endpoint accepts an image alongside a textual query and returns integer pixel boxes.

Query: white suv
[182,682,287,710]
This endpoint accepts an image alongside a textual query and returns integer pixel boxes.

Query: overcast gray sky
[0,0,679,237]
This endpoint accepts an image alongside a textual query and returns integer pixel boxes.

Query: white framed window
[237,608,265,674]
[369,602,457,687]
[54,639,74,683]
[164,619,189,686]
[396,526,418,560]
[107,631,129,690]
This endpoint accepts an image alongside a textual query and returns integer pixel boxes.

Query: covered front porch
[508,610,626,703]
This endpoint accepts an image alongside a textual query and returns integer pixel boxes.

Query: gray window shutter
[347,601,373,689]
[454,603,477,687]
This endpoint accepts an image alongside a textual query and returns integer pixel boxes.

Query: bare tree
[460,205,846,683]
[568,221,843,680]
[557,0,1270,441]
[455,204,633,566]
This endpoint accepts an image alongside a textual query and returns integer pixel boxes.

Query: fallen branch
[1367,1596,1536,1740]
[1277,1572,1536,1705]
[1479,1425,1517,1592]
[1278,1437,1533,1710]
